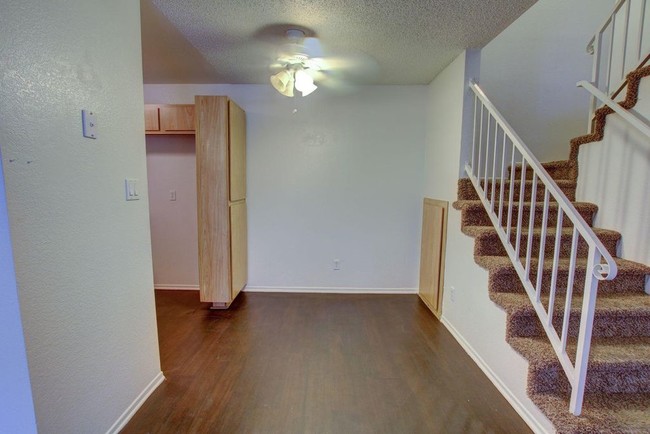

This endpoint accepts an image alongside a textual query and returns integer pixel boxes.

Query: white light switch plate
[125,178,140,201]
[82,109,97,139]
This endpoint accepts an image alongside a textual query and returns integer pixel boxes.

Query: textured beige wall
[145,84,427,292]
[0,0,161,432]
[145,135,199,288]
[424,51,555,433]
[480,0,615,162]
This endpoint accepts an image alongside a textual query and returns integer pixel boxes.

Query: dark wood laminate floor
[122,291,532,434]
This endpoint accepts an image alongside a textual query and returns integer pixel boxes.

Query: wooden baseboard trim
[440,318,552,434]
[105,371,165,434]
[154,284,199,291]
[244,286,417,295]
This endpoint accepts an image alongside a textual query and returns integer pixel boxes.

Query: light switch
[125,178,140,201]
[170,190,177,201]
[82,109,97,139]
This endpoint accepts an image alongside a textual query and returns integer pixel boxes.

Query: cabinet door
[418,198,448,318]
[228,101,246,201]
[196,96,231,304]
[230,200,248,298]
[144,105,160,131]
[160,105,195,132]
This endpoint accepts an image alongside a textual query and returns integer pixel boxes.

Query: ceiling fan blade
[302,37,325,58]
[313,52,380,83]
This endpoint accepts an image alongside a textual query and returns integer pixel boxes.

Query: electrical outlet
[448,286,456,303]
[333,259,341,271]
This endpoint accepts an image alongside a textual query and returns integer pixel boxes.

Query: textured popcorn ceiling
[142,0,536,85]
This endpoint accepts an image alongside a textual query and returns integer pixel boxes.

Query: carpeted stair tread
[474,255,650,277]
[454,199,598,228]
[462,225,619,240]
[454,199,597,211]
[463,225,620,258]
[457,177,577,201]
[481,255,649,295]
[509,336,650,366]
[510,160,576,181]
[491,291,650,315]
[529,392,650,434]
[492,292,650,339]
[510,336,650,395]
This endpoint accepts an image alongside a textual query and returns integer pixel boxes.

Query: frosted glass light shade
[270,70,294,97]
[294,69,317,96]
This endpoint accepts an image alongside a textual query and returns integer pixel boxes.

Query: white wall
[0,153,38,433]
[146,136,199,288]
[425,51,555,433]
[0,1,162,432]
[480,0,614,162]
[144,85,427,292]
[577,78,650,265]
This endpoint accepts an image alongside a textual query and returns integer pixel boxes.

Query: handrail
[586,0,627,54]
[586,0,649,121]
[577,80,650,137]
[467,81,618,416]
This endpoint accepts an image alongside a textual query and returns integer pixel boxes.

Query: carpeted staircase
[453,66,650,433]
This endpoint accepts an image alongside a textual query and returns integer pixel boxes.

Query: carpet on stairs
[452,64,650,434]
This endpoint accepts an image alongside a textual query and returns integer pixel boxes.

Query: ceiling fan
[269,29,323,97]
[267,28,378,97]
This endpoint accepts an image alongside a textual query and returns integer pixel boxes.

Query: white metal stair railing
[587,0,650,120]
[466,81,618,416]
[577,79,650,138]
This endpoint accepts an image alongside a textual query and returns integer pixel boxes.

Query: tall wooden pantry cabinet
[195,96,247,308]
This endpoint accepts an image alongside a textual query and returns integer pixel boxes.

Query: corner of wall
[0,152,38,434]
[458,50,481,179]
[425,48,555,434]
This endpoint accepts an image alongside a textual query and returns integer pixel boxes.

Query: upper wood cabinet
[144,105,160,132]
[145,104,195,134]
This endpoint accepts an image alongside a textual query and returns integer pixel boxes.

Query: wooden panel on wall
[195,96,231,304]
[160,104,195,132]
[144,105,160,131]
[229,200,248,299]
[418,198,448,318]
[228,100,246,202]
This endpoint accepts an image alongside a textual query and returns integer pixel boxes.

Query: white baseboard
[154,284,199,291]
[105,371,165,434]
[440,318,552,434]
[244,286,418,295]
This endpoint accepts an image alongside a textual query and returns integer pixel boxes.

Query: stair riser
[459,181,577,202]
[487,267,647,295]
[474,231,619,259]
[505,310,650,339]
[529,363,650,395]
[461,205,595,229]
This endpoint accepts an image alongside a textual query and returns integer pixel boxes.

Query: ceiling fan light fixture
[270,70,295,97]
[294,69,318,97]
